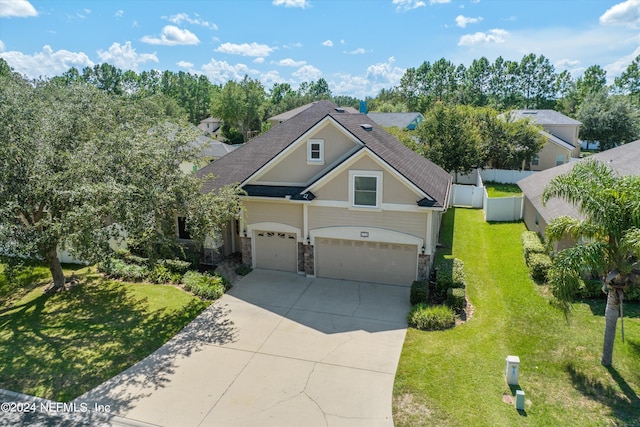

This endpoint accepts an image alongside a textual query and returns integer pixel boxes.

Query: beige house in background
[197,101,452,286]
[509,110,582,171]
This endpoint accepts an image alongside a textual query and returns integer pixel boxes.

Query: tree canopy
[0,69,243,290]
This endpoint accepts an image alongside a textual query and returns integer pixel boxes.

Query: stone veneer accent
[241,236,252,266]
[297,242,305,273]
[417,253,431,281]
[304,244,315,276]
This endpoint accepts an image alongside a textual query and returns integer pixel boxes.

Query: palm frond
[545,215,603,246]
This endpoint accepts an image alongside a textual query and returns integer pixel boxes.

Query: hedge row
[521,232,552,282]
[435,258,465,295]
[521,231,546,263]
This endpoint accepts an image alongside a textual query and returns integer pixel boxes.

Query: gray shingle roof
[198,100,451,208]
[367,112,423,129]
[189,136,238,159]
[518,140,640,224]
[509,109,581,126]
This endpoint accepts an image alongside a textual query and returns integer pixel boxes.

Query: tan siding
[533,142,570,171]
[257,122,358,184]
[313,154,422,204]
[308,206,426,239]
[522,197,540,234]
[244,200,303,230]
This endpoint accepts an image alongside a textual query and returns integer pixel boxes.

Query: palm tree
[542,159,640,366]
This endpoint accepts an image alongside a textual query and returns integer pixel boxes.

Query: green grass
[0,264,209,401]
[393,208,640,426]
[484,181,523,198]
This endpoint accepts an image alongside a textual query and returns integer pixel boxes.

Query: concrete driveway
[78,269,410,426]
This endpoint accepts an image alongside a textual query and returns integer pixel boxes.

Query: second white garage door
[254,231,297,272]
[315,238,417,285]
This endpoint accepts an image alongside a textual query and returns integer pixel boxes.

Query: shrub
[528,253,552,282]
[410,280,430,305]
[435,258,465,295]
[149,264,173,284]
[624,285,640,303]
[446,287,466,311]
[159,259,192,275]
[522,231,546,264]
[182,271,203,292]
[576,279,605,299]
[126,254,150,266]
[235,264,253,276]
[407,304,456,330]
[182,271,229,300]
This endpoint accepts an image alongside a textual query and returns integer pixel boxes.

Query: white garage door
[316,238,417,285]
[254,231,297,272]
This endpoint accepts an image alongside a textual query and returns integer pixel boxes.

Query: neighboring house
[267,102,359,129]
[196,100,452,286]
[518,140,640,244]
[179,135,239,174]
[197,117,223,139]
[367,112,424,130]
[509,109,582,171]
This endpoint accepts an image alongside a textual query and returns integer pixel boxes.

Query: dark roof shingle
[198,100,451,208]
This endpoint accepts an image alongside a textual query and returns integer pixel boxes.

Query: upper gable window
[307,139,324,164]
[349,170,382,208]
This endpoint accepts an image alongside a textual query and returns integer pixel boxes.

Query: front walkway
[76,269,410,426]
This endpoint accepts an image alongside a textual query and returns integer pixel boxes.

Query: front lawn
[0,264,209,401]
[393,208,640,426]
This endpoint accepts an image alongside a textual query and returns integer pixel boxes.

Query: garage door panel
[316,238,416,285]
[255,231,297,272]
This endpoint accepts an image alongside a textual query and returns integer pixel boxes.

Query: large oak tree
[0,67,243,291]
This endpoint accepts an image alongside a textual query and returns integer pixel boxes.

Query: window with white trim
[555,154,565,166]
[531,154,539,166]
[349,171,382,208]
[307,139,324,164]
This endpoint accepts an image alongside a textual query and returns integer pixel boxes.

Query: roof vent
[334,107,345,113]
[360,124,373,131]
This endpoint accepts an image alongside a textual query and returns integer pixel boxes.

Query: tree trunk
[601,287,621,366]
[44,247,66,291]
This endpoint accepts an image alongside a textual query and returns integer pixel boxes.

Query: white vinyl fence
[450,168,532,222]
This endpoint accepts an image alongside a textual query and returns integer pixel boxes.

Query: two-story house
[509,109,582,171]
[196,101,451,286]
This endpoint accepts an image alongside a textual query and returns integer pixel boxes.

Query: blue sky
[0,0,639,98]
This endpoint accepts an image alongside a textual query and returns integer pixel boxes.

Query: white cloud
[455,15,483,28]
[331,57,406,98]
[292,64,322,81]
[115,9,124,18]
[0,0,37,17]
[0,40,4,51]
[458,28,509,45]
[272,0,310,8]
[141,25,200,46]
[322,40,333,47]
[215,42,274,57]
[0,45,93,78]
[600,0,640,27]
[97,41,158,70]
[200,58,258,84]
[430,0,451,3]
[277,58,306,67]
[604,45,640,77]
[345,48,368,55]
[163,13,218,30]
[393,0,426,12]
[177,60,194,68]
[259,70,286,87]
